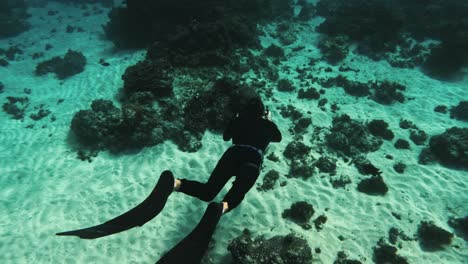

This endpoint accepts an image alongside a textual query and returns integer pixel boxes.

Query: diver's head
[240,97,265,119]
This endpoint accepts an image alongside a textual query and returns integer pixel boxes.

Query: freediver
[173,96,282,214]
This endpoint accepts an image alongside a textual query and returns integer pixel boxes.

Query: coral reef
[409,129,427,145]
[353,156,381,176]
[393,162,406,174]
[0,0,30,39]
[449,101,468,122]
[316,0,468,78]
[373,239,408,264]
[394,139,410,150]
[277,78,295,92]
[370,81,406,105]
[257,170,280,192]
[367,119,394,141]
[318,35,350,64]
[35,50,86,79]
[2,96,29,119]
[313,215,327,231]
[326,115,383,157]
[282,201,315,229]
[357,175,388,195]
[104,0,293,53]
[263,44,285,58]
[183,78,257,134]
[417,221,453,251]
[298,87,320,100]
[334,251,362,264]
[428,127,468,168]
[122,60,173,98]
[51,0,114,6]
[448,216,468,241]
[70,99,165,151]
[283,141,314,178]
[315,156,337,175]
[228,229,312,264]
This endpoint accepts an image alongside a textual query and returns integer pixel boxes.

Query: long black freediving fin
[56,170,174,239]
[155,202,223,264]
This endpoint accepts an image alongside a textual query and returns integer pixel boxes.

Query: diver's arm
[264,110,281,142]
[223,117,236,141]
[270,122,282,142]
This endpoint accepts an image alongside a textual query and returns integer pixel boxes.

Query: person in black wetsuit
[174,97,282,214]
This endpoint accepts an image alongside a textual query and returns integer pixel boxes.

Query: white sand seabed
[0,2,467,264]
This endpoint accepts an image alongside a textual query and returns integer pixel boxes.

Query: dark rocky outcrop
[228,229,312,264]
[0,0,30,39]
[284,141,311,160]
[313,215,327,231]
[449,101,468,122]
[326,114,383,157]
[257,170,280,191]
[357,175,388,195]
[263,44,285,58]
[353,156,382,176]
[393,162,406,174]
[373,239,408,264]
[417,221,453,251]
[394,139,410,150]
[30,107,51,121]
[292,117,312,134]
[448,216,468,241]
[409,129,428,145]
[422,39,468,80]
[428,127,468,168]
[2,96,29,119]
[388,227,412,245]
[51,0,114,7]
[315,156,337,175]
[35,50,86,79]
[282,201,315,229]
[122,60,173,98]
[70,99,165,151]
[318,35,350,65]
[316,0,404,59]
[104,0,293,53]
[322,76,405,104]
[334,251,362,264]
[316,0,468,78]
[298,87,320,100]
[183,78,257,135]
[277,78,295,92]
[330,176,352,189]
[367,119,394,141]
[283,141,314,179]
[370,81,406,105]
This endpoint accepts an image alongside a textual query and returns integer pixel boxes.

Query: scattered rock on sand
[357,175,388,195]
[417,221,453,251]
[228,229,313,264]
[282,201,315,229]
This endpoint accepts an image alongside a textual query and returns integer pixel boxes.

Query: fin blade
[156,202,223,264]
[56,171,174,239]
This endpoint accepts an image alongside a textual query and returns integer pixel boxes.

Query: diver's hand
[265,110,272,121]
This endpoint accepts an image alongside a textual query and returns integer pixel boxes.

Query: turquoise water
[0,1,467,263]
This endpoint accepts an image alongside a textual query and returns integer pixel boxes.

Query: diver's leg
[221,162,260,214]
[177,152,234,202]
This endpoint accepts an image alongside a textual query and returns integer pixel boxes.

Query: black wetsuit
[178,116,282,212]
